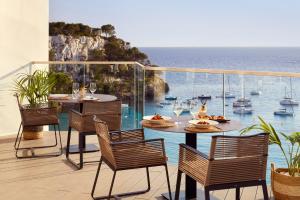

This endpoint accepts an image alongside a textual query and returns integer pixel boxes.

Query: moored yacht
[274,108,294,116]
[280,79,299,106]
[233,106,253,114]
[233,98,252,107]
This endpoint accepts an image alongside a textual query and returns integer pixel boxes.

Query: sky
[50,0,300,47]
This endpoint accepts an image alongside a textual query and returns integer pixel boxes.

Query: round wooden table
[142,115,242,200]
[48,94,117,104]
[48,93,117,153]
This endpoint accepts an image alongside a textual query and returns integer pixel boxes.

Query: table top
[48,94,117,103]
[141,115,242,134]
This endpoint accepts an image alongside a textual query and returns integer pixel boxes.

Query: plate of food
[209,115,230,123]
[189,119,219,129]
[143,114,172,124]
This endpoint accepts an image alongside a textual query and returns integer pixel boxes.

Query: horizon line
[137,46,300,48]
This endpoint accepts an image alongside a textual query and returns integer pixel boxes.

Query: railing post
[223,73,225,116]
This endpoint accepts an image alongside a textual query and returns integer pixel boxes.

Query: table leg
[185,133,197,199]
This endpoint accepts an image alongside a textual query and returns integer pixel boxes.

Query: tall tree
[101,24,116,38]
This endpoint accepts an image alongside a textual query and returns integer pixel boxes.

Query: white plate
[83,96,98,100]
[188,119,219,129]
[49,94,68,98]
[143,115,172,124]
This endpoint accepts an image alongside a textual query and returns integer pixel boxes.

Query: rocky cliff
[49,34,105,61]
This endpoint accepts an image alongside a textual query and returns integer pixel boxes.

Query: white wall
[0,0,49,135]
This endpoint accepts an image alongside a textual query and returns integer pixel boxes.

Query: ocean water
[140,47,300,183]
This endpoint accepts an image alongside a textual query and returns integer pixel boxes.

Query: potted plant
[14,70,58,140]
[241,116,300,200]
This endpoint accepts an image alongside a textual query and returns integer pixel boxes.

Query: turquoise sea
[58,47,300,183]
[140,47,300,183]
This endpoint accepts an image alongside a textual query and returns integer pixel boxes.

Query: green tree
[101,24,116,38]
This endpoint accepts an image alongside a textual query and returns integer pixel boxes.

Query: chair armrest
[178,143,209,185]
[110,129,145,142]
[68,109,85,130]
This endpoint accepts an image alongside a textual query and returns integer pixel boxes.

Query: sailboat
[216,77,236,98]
[233,106,253,114]
[233,77,253,108]
[274,108,294,116]
[250,80,262,95]
[280,78,299,106]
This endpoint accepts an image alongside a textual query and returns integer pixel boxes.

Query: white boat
[216,77,236,99]
[233,78,252,107]
[233,98,252,107]
[233,107,253,114]
[250,80,262,95]
[280,97,299,106]
[274,108,294,116]
[156,103,164,108]
[280,78,299,106]
[216,91,236,99]
[160,101,172,106]
[250,90,261,95]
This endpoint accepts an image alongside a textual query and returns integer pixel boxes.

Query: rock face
[49,35,105,61]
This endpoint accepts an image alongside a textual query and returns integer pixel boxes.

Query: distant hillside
[49,22,169,99]
[49,22,150,65]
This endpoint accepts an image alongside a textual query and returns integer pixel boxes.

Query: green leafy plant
[14,70,57,106]
[241,116,300,176]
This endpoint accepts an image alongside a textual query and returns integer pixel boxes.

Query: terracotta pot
[271,163,300,200]
[23,126,43,140]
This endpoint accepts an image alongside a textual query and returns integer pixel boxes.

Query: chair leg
[79,133,84,169]
[164,165,172,200]
[15,125,62,159]
[146,167,151,191]
[91,157,103,199]
[236,187,240,200]
[204,187,210,200]
[108,171,117,199]
[53,125,58,146]
[57,124,63,155]
[262,180,269,200]
[14,123,22,150]
[175,170,182,200]
[66,127,71,158]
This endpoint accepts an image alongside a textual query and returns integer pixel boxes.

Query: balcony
[2,61,299,199]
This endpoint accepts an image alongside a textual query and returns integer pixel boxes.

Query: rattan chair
[14,94,63,158]
[66,100,121,169]
[91,117,172,200]
[175,133,269,200]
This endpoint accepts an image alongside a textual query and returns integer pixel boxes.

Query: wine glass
[72,82,79,99]
[89,82,97,98]
[190,100,199,119]
[173,101,183,125]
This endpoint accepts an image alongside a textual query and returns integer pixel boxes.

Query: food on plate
[209,115,225,120]
[198,115,210,120]
[151,114,164,120]
[197,121,210,125]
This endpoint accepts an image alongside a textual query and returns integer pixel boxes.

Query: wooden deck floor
[0,132,273,200]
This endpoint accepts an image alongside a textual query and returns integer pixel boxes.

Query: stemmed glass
[72,82,79,99]
[173,101,183,125]
[190,100,199,119]
[89,82,97,98]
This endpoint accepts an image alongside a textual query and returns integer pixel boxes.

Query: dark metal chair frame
[66,100,122,170]
[14,95,63,159]
[91,118,172,200]
[175,133,269,200]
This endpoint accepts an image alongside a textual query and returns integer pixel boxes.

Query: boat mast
[290,77,293,99]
